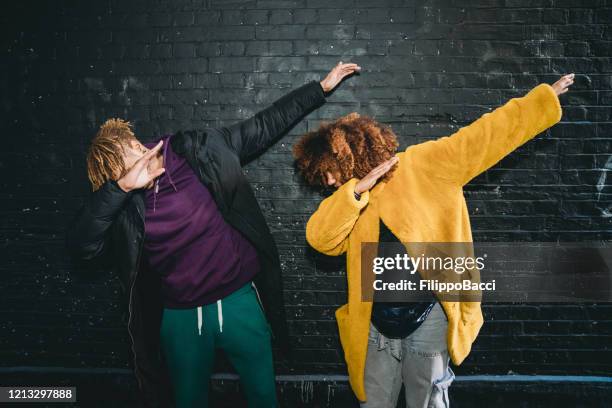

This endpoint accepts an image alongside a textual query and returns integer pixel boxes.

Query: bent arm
[306,178,368,256]
[65,180,131,261]
[410,83,563,186]
[221,80,326,162]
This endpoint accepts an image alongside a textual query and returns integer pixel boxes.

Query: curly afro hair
[293,112,399,188]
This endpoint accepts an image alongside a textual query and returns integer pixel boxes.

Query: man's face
[120,139,149,172]
[117,139,161,189]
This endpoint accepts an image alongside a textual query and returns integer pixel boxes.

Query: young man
[293,74,574,407]
[66,62,361,408]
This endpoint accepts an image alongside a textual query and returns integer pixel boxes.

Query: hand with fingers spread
[117,140,166,192]
[354,155,400,195]
[320,61,362,93]
[551,73,575,96]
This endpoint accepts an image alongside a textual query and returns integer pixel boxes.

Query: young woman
[66,62,360,408]
[293,74,574,408]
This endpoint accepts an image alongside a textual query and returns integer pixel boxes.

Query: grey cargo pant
[360,302,455,408]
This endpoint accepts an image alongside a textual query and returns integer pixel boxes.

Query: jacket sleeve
[65,179,132,261]
[306,178,369,257]
[410,83,563,186]
[220,80,327,162]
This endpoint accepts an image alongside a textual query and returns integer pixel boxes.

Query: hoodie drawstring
[197,306,203,335]
[152,136,178,213]
[217,300,223,333]
[196,301,223,336]
[164,138,178,192]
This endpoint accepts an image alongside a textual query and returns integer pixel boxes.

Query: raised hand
[551,73,574,96]
[354,155,399,195]
[320,61,362,93]
[117,140,165,192]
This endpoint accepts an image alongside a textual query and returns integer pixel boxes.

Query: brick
[172,11,195,26]
[256,25,306,40]
[150,44,172,58]
[293,9,317,24]
[195,11,221,25]
[306,25,354,40]
[210,57,254,72]
[196,42,222,57]
[256,56,308,72]
[172,43,195,58]
[221,42,246,56]
[268,40,292,55]
[245,41,268,56]
[221,10,244,25]
[270,9,293,25]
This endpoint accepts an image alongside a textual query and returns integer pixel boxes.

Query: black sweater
[370,219,436,339]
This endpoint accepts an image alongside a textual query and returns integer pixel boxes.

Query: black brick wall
[2,0,611,384]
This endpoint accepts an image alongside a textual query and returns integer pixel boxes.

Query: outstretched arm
[222,62,361,162]
[410,74,573,186]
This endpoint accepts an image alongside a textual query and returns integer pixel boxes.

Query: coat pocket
[367,322,380,345]
[427,366,455,408]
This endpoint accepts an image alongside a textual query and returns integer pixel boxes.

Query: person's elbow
[65,228,105,262]
[305,219,346,256]
[65,234,109,283]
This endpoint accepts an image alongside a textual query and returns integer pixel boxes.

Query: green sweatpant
[159,281,278,408]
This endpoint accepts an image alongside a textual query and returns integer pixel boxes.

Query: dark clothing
[371,219,436,339]
[159,282,277,407]
[65,80,326,407]
[143,134,260,308]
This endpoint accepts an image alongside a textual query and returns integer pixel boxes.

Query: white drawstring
[196,301,223,335]
[217,300,223,333]
[251,282,264,312]
[197,306,203,336]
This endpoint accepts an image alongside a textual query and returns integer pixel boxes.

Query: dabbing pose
[293,74,574,408]
[66,62,360,408]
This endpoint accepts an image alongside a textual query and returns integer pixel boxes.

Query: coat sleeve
[220,80,327,162]
[306,178,369,257]
[409,83,563,186]
[65,179,132,261]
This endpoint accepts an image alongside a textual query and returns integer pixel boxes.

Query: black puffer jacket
[65,81,327,407]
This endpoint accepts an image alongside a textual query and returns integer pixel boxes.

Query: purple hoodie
[142,134,260,308]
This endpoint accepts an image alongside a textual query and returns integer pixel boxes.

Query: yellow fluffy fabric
[305,83,562,402]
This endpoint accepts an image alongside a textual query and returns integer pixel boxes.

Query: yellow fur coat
[305,83,562,401]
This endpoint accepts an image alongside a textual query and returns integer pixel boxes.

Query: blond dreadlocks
[86,118,137,191]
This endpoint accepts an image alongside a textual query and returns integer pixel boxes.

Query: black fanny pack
[371,301,435,339]
[372,219,436,338]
